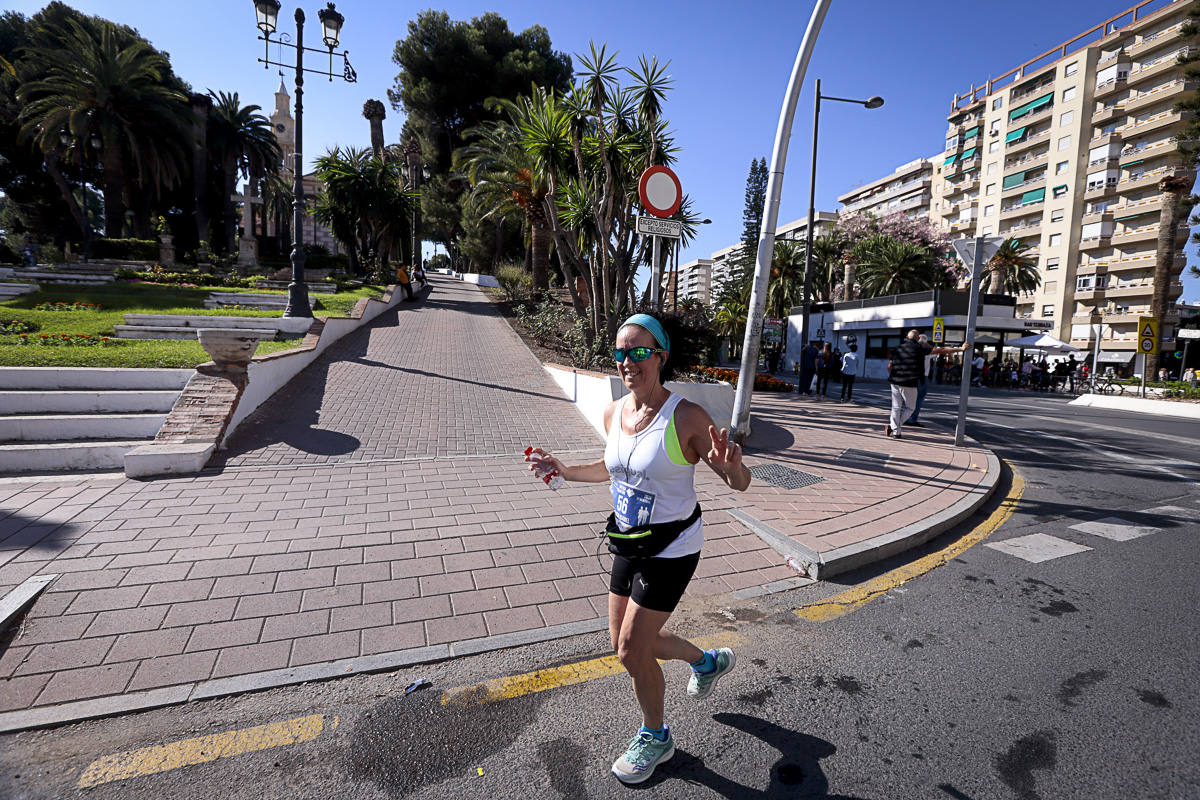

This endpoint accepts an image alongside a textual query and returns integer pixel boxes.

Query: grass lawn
[0,281,386,368]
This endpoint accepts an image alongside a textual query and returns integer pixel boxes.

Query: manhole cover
[839,448,891,467]
[749,463,825,490]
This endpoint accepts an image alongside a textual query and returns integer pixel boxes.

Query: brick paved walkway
[0,276,994,721]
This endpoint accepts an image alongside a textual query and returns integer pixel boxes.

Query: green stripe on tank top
[665,413,689,466]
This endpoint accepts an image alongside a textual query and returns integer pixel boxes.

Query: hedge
[89,238,158,261]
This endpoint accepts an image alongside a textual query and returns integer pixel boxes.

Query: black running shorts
[608,552,701,613]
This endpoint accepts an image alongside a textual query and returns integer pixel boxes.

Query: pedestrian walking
[797,340,818,395]
[887,329,968,439]
[839,343,859,401]
[526,313,751,785]
[21,234,36,267]
[907,334,935,427]
[814,343,834,400]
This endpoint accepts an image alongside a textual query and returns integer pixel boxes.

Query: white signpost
[951,236,1003,447]
[638,166,683,309]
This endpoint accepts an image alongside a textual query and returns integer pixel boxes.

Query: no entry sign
[638,165,682,219]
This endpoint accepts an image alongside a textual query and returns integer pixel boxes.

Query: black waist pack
[605,503,702,559]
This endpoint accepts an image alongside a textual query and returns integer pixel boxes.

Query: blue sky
[8,0,1198,301]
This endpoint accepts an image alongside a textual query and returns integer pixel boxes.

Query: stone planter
[158,234,176,267]
[197,328,262,368]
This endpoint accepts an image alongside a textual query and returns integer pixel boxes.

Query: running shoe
[687,647,737,698]
[611,730,675,784]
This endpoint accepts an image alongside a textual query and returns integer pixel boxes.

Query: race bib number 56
[612,481,655,529]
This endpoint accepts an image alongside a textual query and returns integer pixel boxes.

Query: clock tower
[269,77,295,175]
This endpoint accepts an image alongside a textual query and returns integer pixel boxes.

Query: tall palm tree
[17,18,191,237]
[987,237,1038,295]
[206,91,281,254]
[312,146,413,277]
[459,120,551,289]
[855,236,939,297]
[1148,173,1193,377]
[714,298,748,359]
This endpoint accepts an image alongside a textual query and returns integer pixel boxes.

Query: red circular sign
[638,165,682,218]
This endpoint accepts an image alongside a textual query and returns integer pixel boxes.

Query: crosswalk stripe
[1069,518,1160,542]
[984,533,1092,563]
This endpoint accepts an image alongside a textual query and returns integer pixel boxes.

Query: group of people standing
[795,340,859,402]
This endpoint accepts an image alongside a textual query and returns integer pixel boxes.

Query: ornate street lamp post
[403,137,426,275]
[251,1,356,317]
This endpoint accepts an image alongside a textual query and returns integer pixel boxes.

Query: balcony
[1084,179,1119,201]
[1088,156,1121,171]
[1010,80,1055,104]
[1089,130,1122,149]
[949,218,977,234]
[1079,235,1113,251]
[1112,222,1188,246]
[1127,21,1186,58]
[1128,47,1193,87]
[1118,166,1191,194]
[1107,194,1163,216]
[1091,104,1125,126]
[1007,101,1054,132]
[1119,139,1175,165]
[1124,79,1197,114]
[1094,75,1129,100]
[1120,109,1190,137]
[1001,173,1048,197]
[1000,199,1045,220]
[1104,282,1155,298]
[1082,208,1113,225]
[1005,148,1050,172]
[1007,128,1052,155]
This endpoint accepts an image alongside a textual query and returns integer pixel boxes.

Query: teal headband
[621,314,670,352]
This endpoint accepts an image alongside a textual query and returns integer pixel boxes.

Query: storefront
[785,290,1033,380]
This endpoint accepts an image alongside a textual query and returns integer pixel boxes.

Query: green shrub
[0,318,37,334]
[114,266,259,288]
[516,295,569,347]
[496,263,531,302]
[90,238,158,261]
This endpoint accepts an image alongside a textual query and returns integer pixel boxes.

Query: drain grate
[749,463,825,490]
[839,448,891,467]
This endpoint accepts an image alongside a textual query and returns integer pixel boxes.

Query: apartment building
[837,157,937,219]
[674,212,839,305]
[930,0,1196,362]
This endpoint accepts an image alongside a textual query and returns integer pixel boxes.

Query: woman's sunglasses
[613,346,665,363]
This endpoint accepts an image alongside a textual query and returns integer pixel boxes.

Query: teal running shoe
[611,730,675,784]
[687,647,737,698]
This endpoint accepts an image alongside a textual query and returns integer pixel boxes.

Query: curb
[730,448,1002,581]
[0,617,609,734]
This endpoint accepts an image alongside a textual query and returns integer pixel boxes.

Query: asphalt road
[1,384,1197,800]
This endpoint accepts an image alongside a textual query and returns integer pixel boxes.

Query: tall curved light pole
[729,0,832,443]
[799,84,884,351]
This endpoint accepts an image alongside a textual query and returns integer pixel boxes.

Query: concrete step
[0,282,37,298]
[114,325,280,341]
[0,440,147,474]
[0,413,166,442]
[121,314,312,334]
[0,367,193,391]
[0,390,179,415]
[254,280,337,293]
[9,271,113,284]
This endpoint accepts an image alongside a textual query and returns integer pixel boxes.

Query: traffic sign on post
[1138,316,1159,354]
[638,166,682,219]
[932,317,945,344]
[635,216,682,238]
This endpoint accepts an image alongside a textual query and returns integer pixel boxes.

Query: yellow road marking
[441,631,745,708]
[77,714,327,789]
[794,465,1025,623]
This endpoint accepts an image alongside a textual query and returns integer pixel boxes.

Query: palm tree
[854,236,939,297]
[17,18,191,237]
[807,233,846,301]
[987,237,1038,295]
[312,146,413,277]
[206,91,281,254]
[714,298,748,359]
[460,120,551,290]
[766,240,806,319]
[1149,173,1193,377]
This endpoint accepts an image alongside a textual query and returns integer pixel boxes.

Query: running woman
[527,313,751,784]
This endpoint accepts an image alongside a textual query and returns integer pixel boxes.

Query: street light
[250,1,357,318]
[404,137,423,276]
[800,80,884,349]
[58,129,101,263]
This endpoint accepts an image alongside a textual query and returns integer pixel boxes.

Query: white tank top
[603,392,702,558]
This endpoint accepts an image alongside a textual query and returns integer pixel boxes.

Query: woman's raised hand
[706,425,743,476]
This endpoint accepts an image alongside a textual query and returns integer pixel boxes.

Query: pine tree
[714,157,767,304]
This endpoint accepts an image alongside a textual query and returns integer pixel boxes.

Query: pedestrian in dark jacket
[798,341,818,395]
[887,330,969,439]
[814,343,834,400]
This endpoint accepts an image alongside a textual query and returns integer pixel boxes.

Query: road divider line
[441,631,744,708]
[793,466,1025,623]
[76,713,329,788]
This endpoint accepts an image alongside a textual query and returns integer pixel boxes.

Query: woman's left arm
[681,403,751,492]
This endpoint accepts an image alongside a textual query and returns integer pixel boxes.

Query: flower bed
[33,301,102,311]
[0,319,37,335]
[694,366,792,392]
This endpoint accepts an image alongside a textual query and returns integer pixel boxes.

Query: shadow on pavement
[639,713,870,799]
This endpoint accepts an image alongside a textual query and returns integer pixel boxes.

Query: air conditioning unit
[990,129,1000,137]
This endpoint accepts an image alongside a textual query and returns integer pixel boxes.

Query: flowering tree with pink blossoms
[829,211,964,300]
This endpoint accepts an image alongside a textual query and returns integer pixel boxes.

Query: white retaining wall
[0,367,193,391]
[543,363,736,436]
[223,290,405,443]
